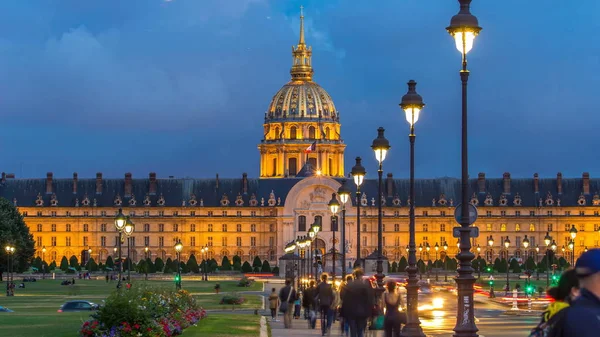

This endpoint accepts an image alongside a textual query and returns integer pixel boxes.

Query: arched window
[485,250,493,262]
[289,158,298,176]
[325,127,330,139]
[290,126,297,139]
[500,224,507,232]
[269,250,275,261]
[272,158,277,176]
[308,126,316,139]
[298,215,307,232]
[515,250,521,259]
[394,224,399,232]
[314,215,322,226]
[515,224,521,232]
[529,224,535,232]
[274,127,280,139]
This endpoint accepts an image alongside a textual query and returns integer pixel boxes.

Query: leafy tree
[209,259,218,272]
[136,259,147,274]
[69,255,80,271]
[232,255,241,266]
[417,260,426,274]
[497,258,508,273]
[86,257,98,272]
[122,257,132,271]
[391,261,398,273]
[105,256,114,269]
[41,260,49,273]
[187,254,200,273]
[558,257,568,270]
[252,256,262,269]
[221,256,232,271]
[49,260,57,271]
[0,197,35,273]
[154,257,164,272]
[398,256,408,272]
[537,256,548,272]
[60,256,69,271]
[479,258,487,271]
[272,266,280,276]
[98,262,104,270]
[32,256,42,271]
[509,258,521,273]
[164,258,173,273]
[253,266,260,272]
[145,258,155,273]
[233,259,242,271]
[493,257,501,272]
[261,260,271,272]
[241,261,252,273]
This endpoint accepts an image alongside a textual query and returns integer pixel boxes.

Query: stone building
[1,12,599,273]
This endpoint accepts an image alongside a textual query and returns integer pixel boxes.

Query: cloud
[288,14,346,60]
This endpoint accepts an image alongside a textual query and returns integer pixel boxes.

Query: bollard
[527,295,532,312]
[511,289,519,311]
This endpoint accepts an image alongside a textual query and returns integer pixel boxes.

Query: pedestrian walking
[339,274,354,336]
[278,279,297,329]
[559,249,600,336]
[383,280,405,337]
[316,273,334,336]
[303,280,318,329]
[269,288,280,322]
[341,268,373,337]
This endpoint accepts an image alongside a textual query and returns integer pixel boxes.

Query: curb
[259,316,268,337]
[502,310,541,316]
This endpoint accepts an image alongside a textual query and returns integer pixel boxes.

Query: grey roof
[1,174,599,208]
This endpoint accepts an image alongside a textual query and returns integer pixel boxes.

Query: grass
[194,294,263,310]
[185,313,262,336]
[0,279,263,337]
[476,277,557,292]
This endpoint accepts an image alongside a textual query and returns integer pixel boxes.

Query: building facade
[1,12,599,272]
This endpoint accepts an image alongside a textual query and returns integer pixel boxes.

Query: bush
[49,261,57,271]
[241,261,252,273]
[272,266,280,276]
[252,256,262,269]
[154,258,164,273]
[80,285,206,337]
[187,254,200,273]
[261,260,271,272]
[60,256,69,271]
[237,277,253,287]
[221,256,232,271]
[220,293,246,305]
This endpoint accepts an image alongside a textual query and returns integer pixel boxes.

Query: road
[266,282,541,337]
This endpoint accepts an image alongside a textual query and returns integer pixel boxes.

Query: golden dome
[267,81,338,121]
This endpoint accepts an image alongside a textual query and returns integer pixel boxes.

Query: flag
[304,141,316,153]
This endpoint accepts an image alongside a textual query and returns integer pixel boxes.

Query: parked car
[57,300,99,312]
[0,306,14,312]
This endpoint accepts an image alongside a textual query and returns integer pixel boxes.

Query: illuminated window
[173,224,179,232]
[308,126,316,139]
[529,224,535,232]
[37,224,42,232]
[251,224,256,232]
[190,237,196,246]
[222,237,227,246]
[500,224,506,232]
[486,224,492,231]
[144,223,150,232]
[236,224,242,232]
[190,224,196,232]
[298,216,307,231]
[547,223,553,232]
[394,224,400,232]
[159,224,164,232]
[290,126,297,139]
[208,224,213,232]
[422,224,428,232]
[51,224,56,232]
[440,224,446,232]
[66,224,71,232]
[515,224,520,232]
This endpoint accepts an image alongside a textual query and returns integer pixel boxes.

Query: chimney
[216,174,220,189]
[583,172,590,195]
[1,172,5,184]
[149,172,157,195]
[96,173,103,195]
[242,173,248,194]
[46,172,53,195]
[503,172,511,194]
[534,173,539,193]
[557,172,563,194]
[477,173,486,193]
[386,173,394,197]
[124,173,132,197]
[73,173,78,194]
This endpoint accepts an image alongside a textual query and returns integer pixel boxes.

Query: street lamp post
[504,236,510,295]
[544,232,551,289]
[568,240,575,267]
[5,245,14,296]
[551,240,557,282]
[201,246,208,281]
[175,240,183,290]
[114,209,127,289]
[351,157,366,269]
[371,127,390,297]
[434,243,439,281]
[124,218,135,285]
[42,246,47,280]
[338,180,351,279]
[443,242,449,282]
[328,193,340,281]
[144,246,149,280]
[488,235,495,298]
[310,222,322,280]
[535,245,540,280]
[447,1,482,336]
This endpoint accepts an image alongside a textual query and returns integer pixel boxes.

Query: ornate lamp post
[310,222,322,280]
[5,245,14,296]
[337,180,351,279]
[371,127,390,294]
[175,240,183,290]
[200,246,209,281]
[568,240,575,267]
[487,235,495,298]
[351,157,366,268]
[328,193,340,281]
[114,209,127,288]
[544,232,552,288]
[447,1,481,335]
[443,242,449,282]
[434,243,440,281]
[42,246,46,280]
[296,236,307,289]
[569,224,577,265]
[124,218,135,284]
[535,245,540,280]
[504,236,510,294]
[144,246,149,280]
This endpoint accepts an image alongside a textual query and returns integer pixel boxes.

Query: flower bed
[79,286,206,337]
[237,276,254,287]
[220,294,246,305]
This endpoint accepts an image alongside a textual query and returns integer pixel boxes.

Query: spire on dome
[290,6,313,82]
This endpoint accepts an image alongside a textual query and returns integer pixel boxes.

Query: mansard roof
[1,172,599,208]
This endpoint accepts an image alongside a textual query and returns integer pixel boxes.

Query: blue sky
[1,0,599,179]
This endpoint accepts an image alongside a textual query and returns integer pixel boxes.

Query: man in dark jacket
[316,273,334,336]
[560,249,600,336]
[278,279,297,329]
[341,268,373,337]
[303,280,318,329]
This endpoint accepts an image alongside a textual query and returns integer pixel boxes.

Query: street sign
[454,203,478,225]
[452,226,480,238]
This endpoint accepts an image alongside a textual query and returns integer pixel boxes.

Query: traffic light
[486,267,492,273]
[488,280,494,286]
[175,274,180,282]
[525,284,535,295]
[551,274,559,285]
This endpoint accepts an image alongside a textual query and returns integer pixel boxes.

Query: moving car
[57,300,99,312]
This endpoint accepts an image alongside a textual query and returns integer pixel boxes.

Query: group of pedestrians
[272,267,404,337]
[530,248,600,337]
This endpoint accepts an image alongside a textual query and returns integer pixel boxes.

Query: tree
[233,259,242,271]
[241,261,252,273]
[233,255,242,267]
[86,257,98,272]
[272,266,280,276]
[221,256,232,271]
[60,256,69,271]
[32,256,42,271]
[261,260,271,272]
[187,254,200,273]
[0,197,35,273]
[391,261,398,273]
[123,257,132,271]
[252,256,262,269]
[69,255,80,271]
[164,258,173,273]
[209,259,218,272]
[497,258,508,273]
[493,257,501,272]
[145,258,155,273]
[417,260,426,274]
[49,260,57,271]
[398,256,408,272]
[136,259,147,274]
[537,255,548,272]
[558,257,568,270]
[509,258,521,273]
[524,256,536,271]
[178,260,188,273]
[154,257,164,272]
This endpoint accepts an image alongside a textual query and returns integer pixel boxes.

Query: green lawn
[194,294,264,310]
[0,279,263,337]
[185,314,262,336]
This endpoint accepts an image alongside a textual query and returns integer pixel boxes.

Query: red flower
[134,323,140,329]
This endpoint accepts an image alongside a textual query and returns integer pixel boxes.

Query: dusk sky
[1,0,599,179]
